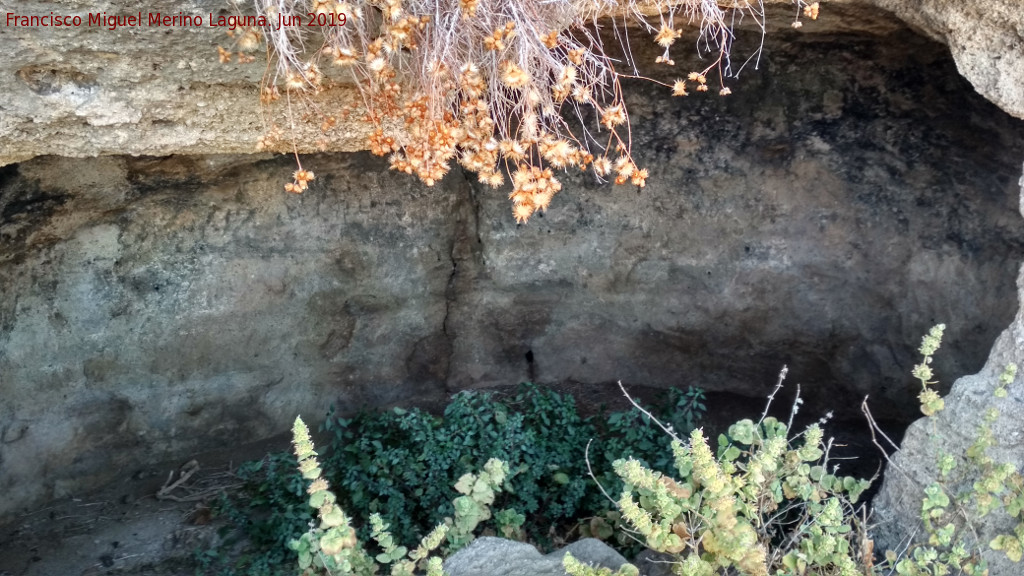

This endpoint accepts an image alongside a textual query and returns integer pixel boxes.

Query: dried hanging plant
[221,0,820,222]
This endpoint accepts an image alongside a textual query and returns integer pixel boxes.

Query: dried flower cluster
[285,168,316,193]
[221,0,819,222]
[792,1,820,28]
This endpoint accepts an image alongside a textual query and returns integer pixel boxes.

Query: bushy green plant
[573,326,1023,576]
[287,415,460,575]
[319,383,592,547]
[592,386,708,488]
[196,452,314,576]
[577,386,709,550]
[607,417,870,575]
[199,382,706,574]
[320,382,706,549]
[287,415,526,575]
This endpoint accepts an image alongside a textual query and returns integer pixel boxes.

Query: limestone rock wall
[446,28,1024,421]
[0,0,363,167]
[871,0,1024,120]
[0,153,466,520]
[2,26,1023,525]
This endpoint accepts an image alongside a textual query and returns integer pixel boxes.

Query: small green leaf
[991,535,1023,562]
[309,490,335,509]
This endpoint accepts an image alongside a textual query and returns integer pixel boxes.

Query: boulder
[443,537,630,576]
[870,0,1024,119]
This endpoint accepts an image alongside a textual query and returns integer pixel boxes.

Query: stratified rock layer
[2,27,1023,525]
[2,1,1023,167]
[0,154,465,519]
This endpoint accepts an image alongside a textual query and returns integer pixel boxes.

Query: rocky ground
[0,433,287,576]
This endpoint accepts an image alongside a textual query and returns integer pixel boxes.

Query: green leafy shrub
[199,382,706,574]
[606,417,870,575]
[204,325,1024,576]
[288,415,456,576]
[197,452,314,576]
[320,382,706,549]
[287,415,530,575]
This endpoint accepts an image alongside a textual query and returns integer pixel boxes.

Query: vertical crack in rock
[440,168,483,391]
[1019,162,1024,217]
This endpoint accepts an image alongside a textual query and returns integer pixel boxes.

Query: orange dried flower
[601,104,627,129]
[500,61,529,88]
[540,30,559,48]
[459,0,479,17]
[654,24,680,48]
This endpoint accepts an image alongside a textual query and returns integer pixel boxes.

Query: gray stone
[870,0,1024,119]
[631,550,677,576]
[443,537,630,576]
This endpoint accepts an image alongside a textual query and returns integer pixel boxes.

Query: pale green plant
[562,551,640,576]
[289,416,378,575]
[574,379,871,576]
[565,328,1024,576]
[878,325,1024,576]
[288,416,517,576]
[444,457,517,553]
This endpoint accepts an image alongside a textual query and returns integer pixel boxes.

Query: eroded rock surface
[870,0,1024,119]
[447,29,1024,420]
[0,154,466,521]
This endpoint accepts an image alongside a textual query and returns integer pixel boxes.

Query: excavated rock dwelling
[1,1,1023,541]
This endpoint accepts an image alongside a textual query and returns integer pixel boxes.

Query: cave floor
[0,433,290,576]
